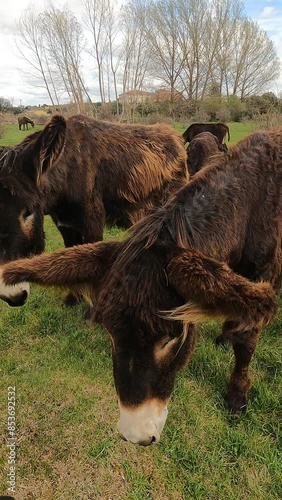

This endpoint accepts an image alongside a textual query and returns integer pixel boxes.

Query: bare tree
[142,0,280,104]
[118,0,152,118]
[177,0,208,101]
[200,0,244,98]
[106,0,124,114]
[228,18,280,98]
[145,0,185,110]
[15,0,281,111]
[41,3,93,112]
[16,6,58,105]
[83,0,110,104]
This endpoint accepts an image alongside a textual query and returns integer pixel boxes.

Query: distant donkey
[18,116,35,131]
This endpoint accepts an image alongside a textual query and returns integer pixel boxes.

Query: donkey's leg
[60,226,83,306]
[80,198,106,319]
[52,197,105,308]
[82,197,106,244]
[58,226,83,247]
[226,326,261,413]
[50,218,84,306]
[61,228,83,306]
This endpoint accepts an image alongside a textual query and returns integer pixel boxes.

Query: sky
[1,0,282,107]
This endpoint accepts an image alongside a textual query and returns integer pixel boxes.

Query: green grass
[0,124,281,499]
[0,124,44,146]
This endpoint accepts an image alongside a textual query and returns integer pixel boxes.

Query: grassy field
[0,123,44,146]
[0,122,281,499]
[0,119,255,147]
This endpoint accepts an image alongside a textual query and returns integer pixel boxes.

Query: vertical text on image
[7,386,16,494]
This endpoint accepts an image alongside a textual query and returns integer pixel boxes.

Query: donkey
[18,116,35,131]
[0,130,281,445]
[187,131,226,176]
[0,116,66,265]
[183,122,230,149]
[0,115,187,271]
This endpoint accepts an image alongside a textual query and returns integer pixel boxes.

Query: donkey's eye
[161,336,178,350]
[22,209,33,220]
[155,336,180,363]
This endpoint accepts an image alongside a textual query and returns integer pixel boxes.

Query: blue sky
[245,0,281,19]
[0,0,282,106]
[245,0,282,34]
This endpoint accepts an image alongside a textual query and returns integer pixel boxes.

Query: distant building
[118,90,154,106]
[153,88,182,102]
[118,88,182,106]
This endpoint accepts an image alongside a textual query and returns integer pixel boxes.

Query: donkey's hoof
[215,334,230,348]
[226,394,248,415]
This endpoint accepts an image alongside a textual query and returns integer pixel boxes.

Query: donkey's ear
[21,115,66,183]
[166,249,277,331]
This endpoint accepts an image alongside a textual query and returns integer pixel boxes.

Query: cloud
[261,6,276,18]
[1,0,282,105]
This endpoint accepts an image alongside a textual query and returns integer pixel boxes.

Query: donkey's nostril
[8,289,28,307]
[151,436,156,443]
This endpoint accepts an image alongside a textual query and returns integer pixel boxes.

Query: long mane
[0,131,41,174]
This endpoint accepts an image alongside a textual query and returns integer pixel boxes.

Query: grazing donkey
[18,116,35,131]
[0,116,66,265]
[0,115,187,267]
[0,130,281,445]
[1,114,188,304]
[187,131,226,176]
[183,122,230,149]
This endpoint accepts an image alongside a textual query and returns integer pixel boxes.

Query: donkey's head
[0,115,66,268]
[93,242,277,446]
[0,231,277,441]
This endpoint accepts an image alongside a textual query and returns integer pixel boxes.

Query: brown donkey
[187,131,226,176]
[0,115,187,266]
[0,113,187,308]
[183,122,230,149]
[18,116,35,131]
[0,116,66,267]
[1,130,281,445]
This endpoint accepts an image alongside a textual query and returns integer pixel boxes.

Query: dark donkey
[183,122,230,150]
[18,116,35,131]
[0,117,66,269]
[0,114,187,268]
[187,131,226,176]
[0,130,281,445]
[41,114,187,246]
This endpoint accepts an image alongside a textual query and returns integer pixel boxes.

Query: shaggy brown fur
[183,122,230,146]
[0,115,187,273]
[187,131,226,176]
[1,128,282,443]
[42,115,188,243]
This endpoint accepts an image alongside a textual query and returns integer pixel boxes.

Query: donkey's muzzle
[3,289,29,307]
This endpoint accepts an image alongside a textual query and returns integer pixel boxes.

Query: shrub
[227,95,246,122]
[0,123,6,139]
[216,108,231,122]
[193,107,209,123]
[252,111,282,130]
